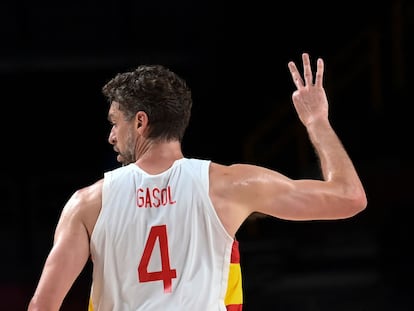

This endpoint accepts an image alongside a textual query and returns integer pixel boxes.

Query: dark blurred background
[0,0,413,310]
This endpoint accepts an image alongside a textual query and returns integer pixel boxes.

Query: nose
[108,130,116,145]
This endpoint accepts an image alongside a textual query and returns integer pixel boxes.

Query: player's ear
[135,111,148,131]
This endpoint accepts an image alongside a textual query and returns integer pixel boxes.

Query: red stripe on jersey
[231,240,240,263]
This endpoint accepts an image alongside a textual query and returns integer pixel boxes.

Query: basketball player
[27,53,367,311]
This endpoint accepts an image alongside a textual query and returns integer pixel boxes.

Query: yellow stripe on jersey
[225,239,243,310]
[88,296,94,311]
[225,262,243,306]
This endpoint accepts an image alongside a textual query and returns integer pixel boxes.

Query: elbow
[345,186,368,217]
[327,181,367,219]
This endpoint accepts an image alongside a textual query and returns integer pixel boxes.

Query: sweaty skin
[27,53,366,311]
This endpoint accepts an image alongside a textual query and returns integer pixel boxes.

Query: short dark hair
[102,64,192,142]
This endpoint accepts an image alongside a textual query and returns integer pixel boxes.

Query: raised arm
[287,52,367,208]
[210,53,367,237]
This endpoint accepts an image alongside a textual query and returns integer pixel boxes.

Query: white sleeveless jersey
[89,158,235,311]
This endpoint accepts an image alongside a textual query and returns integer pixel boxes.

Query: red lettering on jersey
[136,186,176,208]
[145,188,152,207]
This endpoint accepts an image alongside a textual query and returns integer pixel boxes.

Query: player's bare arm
[28,180,103,311]
[287,53,366,212]
[210,53,366,236]
[216,163,365,222]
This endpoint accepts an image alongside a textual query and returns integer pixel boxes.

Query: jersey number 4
[138,225,177,293]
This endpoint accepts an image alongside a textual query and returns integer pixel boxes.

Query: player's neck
[135,140,184,174]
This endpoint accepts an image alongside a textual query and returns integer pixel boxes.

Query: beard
[118,129,137,166]
[118,149,135,166]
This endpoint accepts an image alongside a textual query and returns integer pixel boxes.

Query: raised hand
[288,53,329,127]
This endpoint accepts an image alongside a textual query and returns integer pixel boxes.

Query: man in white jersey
[27,53,367,311]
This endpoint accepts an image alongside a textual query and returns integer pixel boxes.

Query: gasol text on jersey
[136,186,176,208]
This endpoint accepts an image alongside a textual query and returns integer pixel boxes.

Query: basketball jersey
[88,158,243,311]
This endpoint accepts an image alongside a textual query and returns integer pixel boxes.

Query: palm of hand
[288,53,329,127]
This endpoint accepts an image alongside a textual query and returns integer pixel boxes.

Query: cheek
[124,126,138,145]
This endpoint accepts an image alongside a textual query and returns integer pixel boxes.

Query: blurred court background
[0,0,412,310]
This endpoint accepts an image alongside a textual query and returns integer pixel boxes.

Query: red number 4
[138,225,177,293]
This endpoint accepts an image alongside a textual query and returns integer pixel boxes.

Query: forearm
[28,225,90,311]
[307,118,365,197]
[28,248,88,311]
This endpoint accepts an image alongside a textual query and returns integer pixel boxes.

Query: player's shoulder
[71,178,104,206]
[68,178,104,234]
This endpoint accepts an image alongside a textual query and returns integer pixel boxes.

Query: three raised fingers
[288,53,324,88]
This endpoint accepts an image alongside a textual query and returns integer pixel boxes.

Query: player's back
[89,158,236,311]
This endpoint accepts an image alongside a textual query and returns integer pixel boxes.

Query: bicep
[251,177,357,220]
[229,164,353,221]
